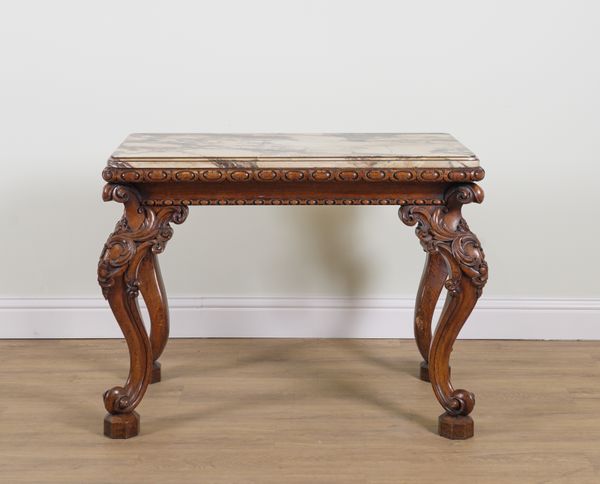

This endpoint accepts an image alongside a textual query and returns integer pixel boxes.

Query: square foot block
[438,413,474,440]
[104,412,140,439]
[151,361,161,384]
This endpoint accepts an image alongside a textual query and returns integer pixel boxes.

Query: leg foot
[400,184,488,440]
[98,184,188,438]
[438,413,474,440]
[104,412,140,439]
[151,361,161,384]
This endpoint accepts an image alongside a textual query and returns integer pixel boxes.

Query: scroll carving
[98,184,188,300]
[98,183,188,415]
[400,183,487,421]
[400,184,488,298]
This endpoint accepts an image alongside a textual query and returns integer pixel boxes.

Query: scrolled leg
[98,183,188,438]
[400,184,488,439]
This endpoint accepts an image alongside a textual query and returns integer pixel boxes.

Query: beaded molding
[142,198,445,206]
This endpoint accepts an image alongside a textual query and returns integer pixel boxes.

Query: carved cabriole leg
[400,183,488,440]
[139,253,169,384]
[98,183,188,438]
[414,252,448,382]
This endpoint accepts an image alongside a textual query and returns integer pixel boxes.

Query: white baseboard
[0,296,599,340]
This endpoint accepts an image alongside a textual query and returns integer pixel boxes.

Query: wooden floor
[0,339,599,483]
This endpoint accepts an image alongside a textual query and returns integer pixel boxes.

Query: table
[98,133,488,440]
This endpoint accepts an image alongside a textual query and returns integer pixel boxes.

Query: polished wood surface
[400,185,487,438]
[98,184,188,438]
[99,133,487,438]
[1,339,599,483]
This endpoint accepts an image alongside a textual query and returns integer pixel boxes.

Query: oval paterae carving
[393,170,415,181]
[447,170,468,182]
[102,168,114,181]
[202,170,223,181]
[366,170,387,181]
[229,171,251,181]
[257,170,278,181]
[311,170,332,181]
[337,170,360,181]
[147,169,169,181]
[284,170,304,181]
[121,170,142,182]
[102,167,485,184]
[419,170,442,181]
[174,170,196,181]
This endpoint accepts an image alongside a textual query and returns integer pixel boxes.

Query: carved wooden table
[99,133,488,440]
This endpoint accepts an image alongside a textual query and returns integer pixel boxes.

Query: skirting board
[0,297,599,339]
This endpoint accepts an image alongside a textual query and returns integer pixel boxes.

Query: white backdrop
[1,1,599,337]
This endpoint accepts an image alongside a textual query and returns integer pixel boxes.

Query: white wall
[1,1,599,336]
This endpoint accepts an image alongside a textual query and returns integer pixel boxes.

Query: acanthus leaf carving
[98,184,188,300]
[98,183,188,417]
[400,183,486,423]
[399,184,488,298]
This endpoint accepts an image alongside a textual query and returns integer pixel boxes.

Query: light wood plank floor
[0,339,599,483]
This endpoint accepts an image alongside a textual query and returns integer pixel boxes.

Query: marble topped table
[99,133,488,440]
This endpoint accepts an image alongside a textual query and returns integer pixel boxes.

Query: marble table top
[109,133,479,169]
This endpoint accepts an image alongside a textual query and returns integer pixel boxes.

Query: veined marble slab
[109,133,479,169]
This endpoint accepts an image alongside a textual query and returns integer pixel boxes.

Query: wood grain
[0,339,599,483]
[98,176,487,438]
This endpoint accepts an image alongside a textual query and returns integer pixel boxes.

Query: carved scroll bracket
[399,183,488,298]
[98,184,188,301]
